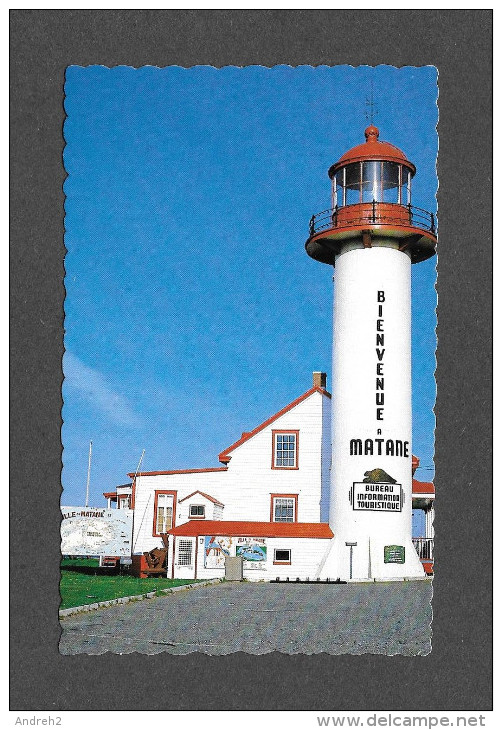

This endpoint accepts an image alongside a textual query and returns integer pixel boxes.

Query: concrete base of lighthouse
[315,536,427,582]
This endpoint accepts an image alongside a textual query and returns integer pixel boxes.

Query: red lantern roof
[328,126,416,178]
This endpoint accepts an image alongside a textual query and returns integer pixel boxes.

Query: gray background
[10,9,492,711]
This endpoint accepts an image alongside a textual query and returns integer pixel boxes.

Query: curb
[59,578,224,618]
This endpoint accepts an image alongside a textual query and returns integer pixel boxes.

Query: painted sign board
[61,506,133,557]
[204,535,267,569]
[384,545,406,564]
[352,482,403,512]
[235,537,267,569]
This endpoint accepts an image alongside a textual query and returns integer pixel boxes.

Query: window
[271,495,298,523]
[189,505,205,518]
[381,161,401,203]
[344,162,361,205]
[272,430,298,469]
[274,498,295,522]
[177,539,193,566]
[153,491,175,535]
[118,496,130,509]
[274,549,291,565]
[362,161,382,203]
[336,162,412,207]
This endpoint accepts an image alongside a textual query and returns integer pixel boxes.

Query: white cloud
[64,352,141,428]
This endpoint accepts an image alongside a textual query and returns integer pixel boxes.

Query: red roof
[218,385,331,464]
[168,520,334,539]
[178,490,224,507]
[103,491,117,500]
[127,467,228,478]
[412,479,435,495]
[329,126,416,178]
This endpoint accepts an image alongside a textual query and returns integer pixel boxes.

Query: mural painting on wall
[236,537,267,569]
[204,536,234,568]
[203,536,267,569]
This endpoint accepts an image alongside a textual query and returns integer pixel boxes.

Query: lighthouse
[306,125,436,581]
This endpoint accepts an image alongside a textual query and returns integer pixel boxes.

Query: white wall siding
[221,391,325,523]
[131,389,330,555]
[320,391,332,523]
[185,535,331,581]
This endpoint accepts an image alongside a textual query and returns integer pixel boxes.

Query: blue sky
[63,65,438,516]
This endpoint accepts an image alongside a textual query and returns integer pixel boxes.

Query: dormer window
[179,491,224,519]
[272,430,299,469]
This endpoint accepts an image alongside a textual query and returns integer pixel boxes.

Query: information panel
[61,506,133,557]
[384,545,406,564]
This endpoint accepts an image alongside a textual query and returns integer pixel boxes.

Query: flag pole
[85,440,92,508]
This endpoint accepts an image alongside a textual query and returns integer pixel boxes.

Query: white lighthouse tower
[306,125,436,581]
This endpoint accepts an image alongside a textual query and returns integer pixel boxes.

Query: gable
[218,386,330,464]
[178,490,224,507]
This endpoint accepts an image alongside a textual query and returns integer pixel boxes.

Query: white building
[104,372,434,581]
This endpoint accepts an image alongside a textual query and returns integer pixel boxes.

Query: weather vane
[365,81,378,124]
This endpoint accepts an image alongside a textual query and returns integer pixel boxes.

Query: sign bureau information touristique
[352,481,403,512]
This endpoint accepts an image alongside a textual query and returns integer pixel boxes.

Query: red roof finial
[365,125,379,141]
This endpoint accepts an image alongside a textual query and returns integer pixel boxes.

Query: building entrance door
[175,537,195,579]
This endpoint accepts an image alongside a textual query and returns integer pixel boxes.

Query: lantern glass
[336,161,410,207]
[344,163,361,205]
[362,161,381,202]
[383,162,400,203]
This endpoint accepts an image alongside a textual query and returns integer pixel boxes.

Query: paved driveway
[59,580,432,655]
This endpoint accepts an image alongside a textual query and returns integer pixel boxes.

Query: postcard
[60,65,437,655]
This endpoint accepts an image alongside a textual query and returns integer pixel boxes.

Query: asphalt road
[59,579,433,655]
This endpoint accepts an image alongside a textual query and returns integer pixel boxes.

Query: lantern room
[330,125,415,208]
[306,125,437,265]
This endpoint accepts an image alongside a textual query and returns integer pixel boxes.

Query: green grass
[60,563,202,609]
[61,558,100,568]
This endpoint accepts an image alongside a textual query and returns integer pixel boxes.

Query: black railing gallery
[309,203,436,238]
[412,537,434,561]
